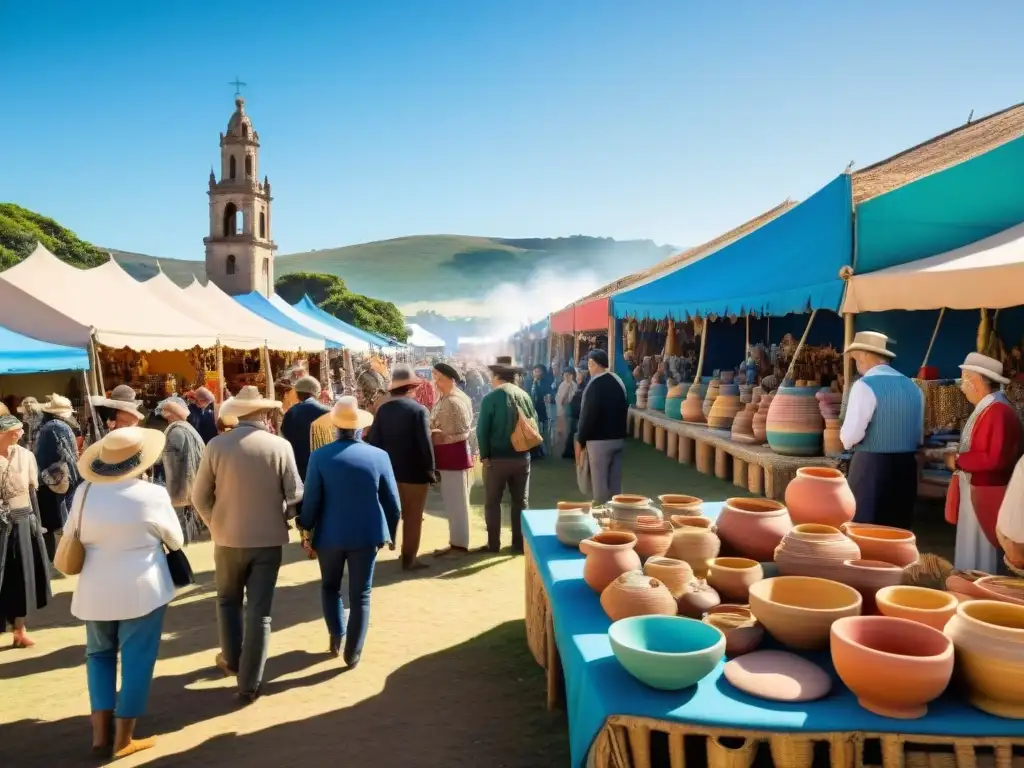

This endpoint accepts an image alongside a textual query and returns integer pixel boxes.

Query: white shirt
[839,364,910,451]
[69,479,184,621]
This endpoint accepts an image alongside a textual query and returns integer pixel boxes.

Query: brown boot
[90,710,113,759]
[113,717,157,759]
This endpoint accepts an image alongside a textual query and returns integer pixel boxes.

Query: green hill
[0,203,108,269]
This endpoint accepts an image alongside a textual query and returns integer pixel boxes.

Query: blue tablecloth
[523,506,1024,767]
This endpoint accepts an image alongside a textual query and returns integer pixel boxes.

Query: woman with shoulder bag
[63,426,185,760]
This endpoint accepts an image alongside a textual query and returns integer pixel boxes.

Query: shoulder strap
[74,482,92,536]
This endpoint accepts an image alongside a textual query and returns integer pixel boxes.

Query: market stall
[0,323,92,422]
[404,323,446,358]
[289,294,401,353]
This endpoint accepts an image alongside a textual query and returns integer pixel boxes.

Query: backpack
[509,394,543,452]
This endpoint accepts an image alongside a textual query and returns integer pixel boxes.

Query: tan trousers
[397,482,429,567]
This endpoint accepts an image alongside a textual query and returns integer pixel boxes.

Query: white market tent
[0,244,218,350]
[268,295,371,352]
[144,271,264,350]
[406,323,446,351]
[842,222,1024,313]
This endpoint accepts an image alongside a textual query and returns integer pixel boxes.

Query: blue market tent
[291,296,400,349]
[614,175,853,320]
[0,324,89,375]
[233,293,341,350]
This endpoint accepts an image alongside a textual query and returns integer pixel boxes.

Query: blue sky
[2,1,1023,260]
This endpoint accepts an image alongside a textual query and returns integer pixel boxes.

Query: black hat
[487,356,525,375]
[433,362,463,383]
[588,349,610,368]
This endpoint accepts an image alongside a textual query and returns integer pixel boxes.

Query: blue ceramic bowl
[609,615,725,690]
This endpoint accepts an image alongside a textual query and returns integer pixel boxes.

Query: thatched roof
[560,198,798,312]
[852,101,1024,203]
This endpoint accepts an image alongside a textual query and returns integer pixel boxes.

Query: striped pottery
[682,386,707,423]
[708,382,742,430]
[665,382,690,421]
[648,381,668,413]
[702,378,721,420]
[635,380,650,410]
[752,393,773,443]
[766,385,824,456]
[731,399,759,442]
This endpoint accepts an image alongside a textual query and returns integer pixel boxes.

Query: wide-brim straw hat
[78,426,166,484]
[844,331,895,359]
[219,385,282,420]
[40,393,75,416]
[388,364,425,391]
[156,396,190,421]
[90,384,144,417]
[960,352,1009,385]
[487,355,526,375]
[330,396,374,430]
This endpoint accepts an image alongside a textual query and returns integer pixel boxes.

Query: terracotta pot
[606,496,661,530]
[670,514,713,530]
[665,382,689,421]
[681,387,706,423]
[579,531,642,593]
[946,570,990,598]
[774,523,861,581]
[635,380,649,410]
[632,518,674,563]
[816,389,843,421]
[601,570,679,622]
[659,494,703,517]
[784,468,856,527]
[644,556,694,599]
[555,509,602,548]
[943,600,1024,718]
[731,400,759,441]
[702,378,721,420]
[678,579,721,618]
[839,559,904,613]
[831,615,954,719]
[557,501,593,512]
[706,557,764,602]
[842,523,919,567]
[875,585,958,630]
[720,370,735,384]
[748,575,862,650]
[666,527,721,577]
[716,497,793,562]
[648,382,668,413]
[973,576,1024,606]
[703,605,764,657]
[751,393,773,443]
[766,385,824,457]
[823,418,843,456]
[708,383,742,430]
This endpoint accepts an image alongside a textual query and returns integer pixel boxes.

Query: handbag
[510,403,543,453]
[165,546,195,587]
[54,483,91,576]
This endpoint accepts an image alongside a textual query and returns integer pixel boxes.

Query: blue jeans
[317,547,377,655]
[85,605,167,718]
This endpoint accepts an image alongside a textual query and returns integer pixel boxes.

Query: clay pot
[839,559,904,613]
[555,508,601,548]
[706,557,764,602]
[766,385,824,457]
[944,600,1024,718]
[973,576,1024,606]
[707,383,742,430]
[601,570,679,622]
[702,378,721,420]
[632,518,674,562]
[731,400,759,442]
[842,523,919,567]
[716,497,793,562]
[816,389,843,420]
[648,382,668,413]
[666,527,721,577]
[831,615,954,719]
[665,382,689,421]
[580,531,642,593]
[784,467,856,527]
[678,579,721,618]
[703,605,764,657]
[751,393,773,443]
[659,494,703,517]
[644,556,694,599]
[635,380,649,410]
[875,586,958,630]
[609,615,726,691]
[681,387,706,423]
[823,418,843,456]
[607,496,660,530]
[557,501,593,512]
[670,514,713,530]
[748,575,863,650]
[774,523,861,581]
[720,371,735,385]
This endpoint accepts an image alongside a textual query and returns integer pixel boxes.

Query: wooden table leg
[633,414,643,440]
[696,440,714,475]
[733,457,748,488]
[643,419,655,445]
[655,426,665,452]
[679,436,695,465]
[666,431,679,460]
[545,610,563,711]
[748,463,764,496]
[714,447,731,480]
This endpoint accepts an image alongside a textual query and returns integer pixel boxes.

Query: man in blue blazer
[299,397,401,667]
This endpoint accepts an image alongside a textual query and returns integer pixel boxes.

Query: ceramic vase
[659,494,703,517]
[875,586,959,630]
[748,575,863,650]
[606,496,661,531]
[671,514,713,530]
[644,556,694,599]
[681,387,706,423]
[716,497,793,562]
[648,381,668,413]
[678,579,722,618]
[608,614,727,691]
[842,523,919,567]
[816,389,842,420]
[702,378,721,420]
[831,615,954,719]
[784,467,856,527]
[665,382,689,421]
[731,400,759,443]
[703,604,764,657]
[706,557,764,602]
[635,380,649,410]
[944,600,1024,718]
[580,531,642,593]
[766,385,824,457]
[707,382,742,430]
[555,508,601,548]
[774,524,861,581]
[823,418,843,456]
[632,517,674,562]
[601,570,679,622]
[666,527,721,577]
[720,371,735,385]
[752,394,773,443]
[839,559,904,614]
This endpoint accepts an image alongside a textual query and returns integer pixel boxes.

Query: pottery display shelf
[628,407,838,501]
[523,507,1024,768]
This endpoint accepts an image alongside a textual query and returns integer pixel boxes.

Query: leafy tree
[274,271,347,305]
[276,271,408,342]
[0,203,108,269]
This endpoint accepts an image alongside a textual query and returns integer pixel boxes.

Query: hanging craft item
[664,320,679,357]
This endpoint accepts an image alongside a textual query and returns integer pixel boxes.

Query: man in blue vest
[840,332,924,529]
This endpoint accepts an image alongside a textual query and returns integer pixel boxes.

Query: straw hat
[90,384,144,417]
[194,387,215,407]
[330,396,374,430]
[295,376,322,396]
[487,355,526,375]
[959,352,1009,385]
[156,396,190,421]
[388,365,425,392]
[40,394,75,417]
[219,386,282,420]
[844,331,896,359]
[78,426,166,484]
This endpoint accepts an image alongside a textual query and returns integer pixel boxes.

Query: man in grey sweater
[191,386,303,703]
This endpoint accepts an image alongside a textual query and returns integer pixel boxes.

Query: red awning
[550,306,575,334]
[574,296,609,332]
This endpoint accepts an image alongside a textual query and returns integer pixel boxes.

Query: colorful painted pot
[944,600,1024,718]
[875,586,958,631]
[648,381,668,412]
[716,497,793,562]
[635,380,649,410]
[681,387,706,423]
[784,467,856,527]
[609,615,726,691]
[555,507,601,548]
[706,557,764,602]
[774,524,861,581]
[707,382,742,430]
[580,531,642,593]
[752,393,773,443]
[842,523,919,567]
[816,389,843,420]
[831,615,954,719]
[703,605,764,657]
[665,382,689,421]
[766,385,824,457]
[731,400,759,442]
[601,570,679,622]
[702,378,721,420]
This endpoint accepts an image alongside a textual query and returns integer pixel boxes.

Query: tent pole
[919,307,946,372]
[90,334,106,396]
[745,314,750,357]
[215,342,225,404]
[607,315,616,370]
[784,310,818,384]
[694,316,709,382]
[841,312,855,418]
[263,345,273,399]
[80,369,102,444]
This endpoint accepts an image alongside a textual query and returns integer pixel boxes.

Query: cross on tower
[229,77,247,97]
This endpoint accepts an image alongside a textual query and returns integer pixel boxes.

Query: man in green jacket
[476,356,538,553]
